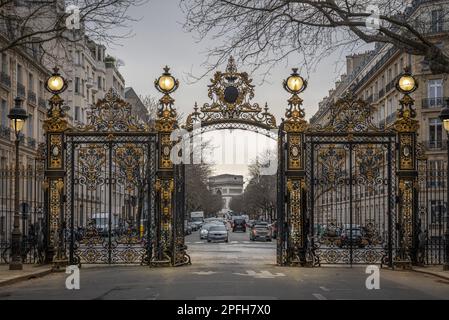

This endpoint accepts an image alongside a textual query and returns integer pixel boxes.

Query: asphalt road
[0,230,448,300]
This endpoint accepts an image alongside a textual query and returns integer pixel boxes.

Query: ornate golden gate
[41,62,422,268]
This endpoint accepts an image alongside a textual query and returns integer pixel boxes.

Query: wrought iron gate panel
[0,153,46,264]
[66,133,157,265]
[418,157,446,265]
[305,134,396,265]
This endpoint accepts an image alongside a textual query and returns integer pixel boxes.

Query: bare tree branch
[181,0,449,79]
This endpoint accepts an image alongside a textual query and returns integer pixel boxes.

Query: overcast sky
[107,0,362,178]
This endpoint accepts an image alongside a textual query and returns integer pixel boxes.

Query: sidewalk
[412,266,449,281]
[0,264,52,287]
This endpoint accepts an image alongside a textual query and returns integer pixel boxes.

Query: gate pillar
[42,68,69,270]
[278,69,309,266]
[394,70,419,268]
[152,67,189,267]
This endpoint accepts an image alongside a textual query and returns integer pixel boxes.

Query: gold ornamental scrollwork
[308,92,386,134]
[77,89,149,133]
[284,94,308,133]
[49,178,64,248]
[184,57,277,131]
[286,179,303,249]
[394,94,419,133]
[43,95,69,133]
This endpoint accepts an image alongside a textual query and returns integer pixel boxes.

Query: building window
[429,118,442,148]
[27,114,33,138]
[39,80,44,96]
[74,106,80,122]
[430,201,446,224]
[428,79,443,107]
[431,10,443,33]
[1,99,7,127]
[97,76,101,89]
[28,73,34,91]
[75,77,80,93]
[1,53,8,74]
[17,64,23,84]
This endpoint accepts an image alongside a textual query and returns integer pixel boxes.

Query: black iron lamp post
[8,97,28,270]
[439,98,449,271]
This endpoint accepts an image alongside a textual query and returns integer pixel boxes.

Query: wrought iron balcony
[17,82,26,98]
[385,79,396,93]
[0,72,11,89]
[38,97,46,109]
[0,125,10,138]
[27,137,36,149]
[424,140,447,150]
[27,91,36,105]
[422,97,448,109]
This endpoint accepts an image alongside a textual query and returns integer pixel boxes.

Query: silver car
[207,224,229,243]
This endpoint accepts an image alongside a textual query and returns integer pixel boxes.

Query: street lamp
[155,66,178,94]
[439,98,449,271]
[284,68,307,95]
[7,97,28,270]
[45,68,67,95]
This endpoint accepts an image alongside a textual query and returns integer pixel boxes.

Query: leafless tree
[0,0,147,62]
[181,0,449,77]
[231,149,276,220]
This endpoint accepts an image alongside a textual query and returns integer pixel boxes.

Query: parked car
[232,218,246,232]
[250,223,272,241]
[207,224,229,242]
[189,221,199,231]
[339,226,365,248]
[184,220,192,235]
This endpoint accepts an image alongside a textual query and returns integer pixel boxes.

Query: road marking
[320,286,330,292]
[192,271,219,275]
[195,241,203,244]
[233,270,286,279]
[312,293,328,300]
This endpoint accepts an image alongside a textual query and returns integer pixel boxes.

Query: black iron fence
[418,159,448,265]
[0,159,46,264]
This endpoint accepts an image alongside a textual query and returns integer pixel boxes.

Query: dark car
[250,223,272,241]
[339,227,365,248]
[232,218,246,232]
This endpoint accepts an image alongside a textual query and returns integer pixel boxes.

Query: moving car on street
[232,217,246,232]
[207,224,229,242]
[250,222,272,241]
[200,223,214,239]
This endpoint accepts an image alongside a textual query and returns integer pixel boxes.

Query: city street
[0,230,448,300]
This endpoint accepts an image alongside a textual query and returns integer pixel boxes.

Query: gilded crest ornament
[185,57,276,130]
[310,92,384,133]
[78,89,148,133]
